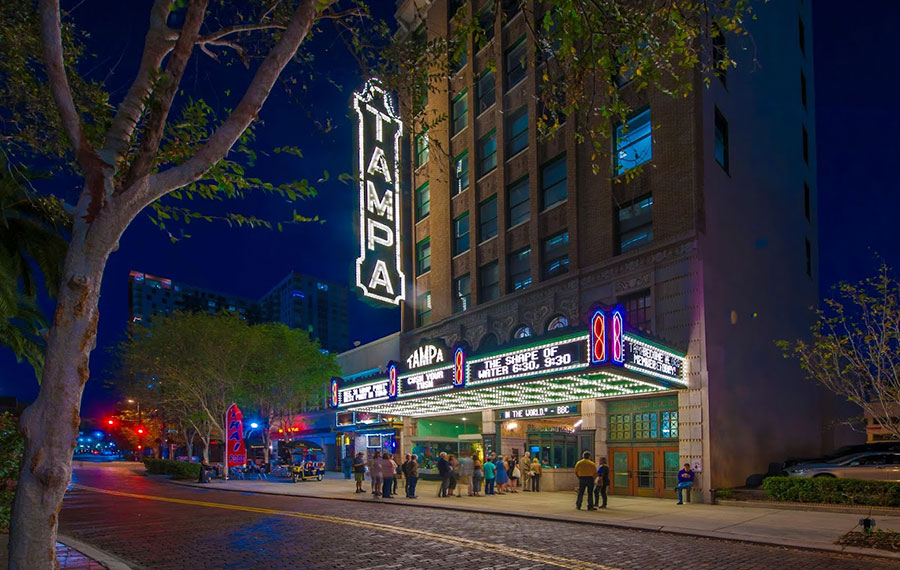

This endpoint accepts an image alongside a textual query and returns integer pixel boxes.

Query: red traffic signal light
[137,428,144,435]
[107,419,114,426]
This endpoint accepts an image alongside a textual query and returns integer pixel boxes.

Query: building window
[802,125,809,164]
[634,412,660,439]
[507,177,530,228]
[415,133,429,168]
[712,26,727,85]
[454,274,471,312]
[477,69,496,114]
[452,48,467,75]
[416,238,431,275]
[480,261,500,302]
[452,90,468,136]
[804,181,810,221]
[417,291,432,326]
[478,2,495,46]
[513,325,532,339]
[547,315,569,331]
[477,130,498,177]
[506,106,528,156]
[505,36,527,90]
[508,247,532,291]
[614,108,652,176]
[661,411,679,439]
[454,151,470,195]
[415,182,430,221]
[502,0,521,21]
[805,238,812,277]
[542,230,569,279]
[798,16,805,55]
[453,212,470,256]
[619,289,651,333]
[608,414,632,441]
[800,70,807,109]
[479,195,498,242]
[616,195,653,254]
[541,154,567,209]
[714,107,729,173]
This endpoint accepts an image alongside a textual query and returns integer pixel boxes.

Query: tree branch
[136,0,323,214]
[101,0,174,170]
[124,0,210,189]
[196,22,287,44]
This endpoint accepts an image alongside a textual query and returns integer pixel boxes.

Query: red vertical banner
[226,403,246,468]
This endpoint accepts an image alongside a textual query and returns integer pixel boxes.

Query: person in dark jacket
[594,456,610,508]
[676,463,695,504]
[406,454,420,498]
[352,452,366,493]
[437,452,451,497]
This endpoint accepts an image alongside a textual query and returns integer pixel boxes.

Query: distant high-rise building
[128,270,349,352]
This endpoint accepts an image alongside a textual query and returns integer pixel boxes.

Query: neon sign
[330,377,340,408]
[624,336,685,382]
[454,346,466,388]
[406,343,445,369]
[468,337,587,386]
[388,362,399,398]
[611,305,625,365]
[353,79,405,305]
[590,309,607,364]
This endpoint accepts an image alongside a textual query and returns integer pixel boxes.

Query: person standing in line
[371,451,383,498]
[406,454,420,498]
[676,463,695,505]
[342,454,352,479]
[494,455,509,494]
[381,453,395,499]
[352,452,366,493]
[574,451,597,510]
[392,453,402,496]
[482,455,496,495]
[530,457,542,492]
[437,452,451,497]
[448,455,461,497]
[520,452,532,491]
[401,454,412,498]
[460,454,474,496]
[594,456,610,508]
[472,457,484,496]
[508,456,520,493]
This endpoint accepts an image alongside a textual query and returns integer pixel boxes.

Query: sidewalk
[0,534,130,570]
[172,471,900,560]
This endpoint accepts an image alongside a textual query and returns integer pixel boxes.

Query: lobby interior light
[507,422,518,430]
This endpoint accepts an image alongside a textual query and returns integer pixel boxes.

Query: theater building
[338,0,827,500]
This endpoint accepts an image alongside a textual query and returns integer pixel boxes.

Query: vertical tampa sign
[354,79,405,305]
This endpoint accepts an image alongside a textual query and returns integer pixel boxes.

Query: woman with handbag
[508,456,520,493]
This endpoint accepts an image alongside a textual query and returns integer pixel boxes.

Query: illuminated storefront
[332,307,687,493]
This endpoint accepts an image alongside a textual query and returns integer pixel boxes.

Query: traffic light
[106,419,115,426]
[137,427,144,435]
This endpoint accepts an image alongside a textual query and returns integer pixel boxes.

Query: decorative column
[401,417,418,458]
[581,399,608,460]
[678,389,705,501]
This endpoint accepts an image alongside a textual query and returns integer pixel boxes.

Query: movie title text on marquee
[353,80,405,305]
[498,403,579,420]
[469,338,586,384]
[401,366,455,395]
[340,379,391,405]
[624,338,684,380]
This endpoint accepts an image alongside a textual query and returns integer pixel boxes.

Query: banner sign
[353,79,405,305]
[624,336,685,381]
[497,403,579,420]
[226,403,246,468]
[468,336,588,386]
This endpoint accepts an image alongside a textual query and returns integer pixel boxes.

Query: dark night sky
[1,2,898,419]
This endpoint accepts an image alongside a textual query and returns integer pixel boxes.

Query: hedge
[763,476,900,507]
[143,459,201,480]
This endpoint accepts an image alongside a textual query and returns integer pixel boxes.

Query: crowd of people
[348,450,553,499]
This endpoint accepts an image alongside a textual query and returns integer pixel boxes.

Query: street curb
[718,498,900,516]
[163,477,900,562]
[57,534,133,570]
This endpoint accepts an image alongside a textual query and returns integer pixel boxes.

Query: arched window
[546,315,569,331]
[513,325,532,339]
[479,333,499,351]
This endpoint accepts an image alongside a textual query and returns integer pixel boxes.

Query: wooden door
[609,446,679,498]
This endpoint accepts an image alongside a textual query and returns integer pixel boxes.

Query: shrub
[763,476,900,507]
[715,488,735,500]
[142,458,200,479]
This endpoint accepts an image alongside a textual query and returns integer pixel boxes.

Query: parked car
[787,452,900,480]
[782,441,900,471]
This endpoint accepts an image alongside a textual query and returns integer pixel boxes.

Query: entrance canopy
[331,307,687,418]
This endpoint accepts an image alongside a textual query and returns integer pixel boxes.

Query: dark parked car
[782,442,900,471]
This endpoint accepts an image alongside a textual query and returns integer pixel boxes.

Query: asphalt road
[60,463,895,570]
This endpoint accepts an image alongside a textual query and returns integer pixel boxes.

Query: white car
[787,452,900,481]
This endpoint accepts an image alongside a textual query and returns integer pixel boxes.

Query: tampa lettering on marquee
[353,80,405,305]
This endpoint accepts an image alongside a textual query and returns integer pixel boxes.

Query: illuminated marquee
[468,336,588,386]
[624,335,685,382]
[353,80,405,305]
[498,403,579,420]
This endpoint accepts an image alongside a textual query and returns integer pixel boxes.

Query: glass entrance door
[608,447,679,498]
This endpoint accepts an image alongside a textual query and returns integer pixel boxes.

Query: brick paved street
[58,463,897,570]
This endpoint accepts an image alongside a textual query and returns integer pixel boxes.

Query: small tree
[780,265,900,440]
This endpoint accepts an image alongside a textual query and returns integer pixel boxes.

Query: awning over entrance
[331,307,687,418]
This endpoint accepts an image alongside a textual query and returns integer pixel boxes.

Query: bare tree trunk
[9,229,109,570]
